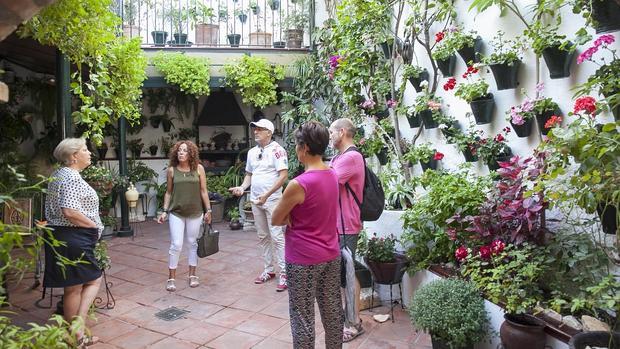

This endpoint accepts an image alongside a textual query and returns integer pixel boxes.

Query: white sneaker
[166,279,176,292]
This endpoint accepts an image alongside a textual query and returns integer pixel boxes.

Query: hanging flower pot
[535,109,559,135]
[499,314,546,349]
[592,0,620,33]
[380,40,394,59]
[456,36,483,65]
[375,108,390,120]
[542,44,576,79]
[420,158,438,171]
[420,109,438,129]
[462,146,478,162]
[487,148,512,171]
[97,145,108,160]
[489,61,521,90]
[436,54,456,76]
[377,147,389,165]
[441,121,460,143]
[409,70,430,93]
[596,202,617,235]
[151,31,168,46]
[510,118,534,138]
[148,145,158,156]
[470,93,495,125]
[401,39,414,64]
[406,112,421,128]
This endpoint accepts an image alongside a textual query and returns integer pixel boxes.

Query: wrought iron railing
[114,0,311,48]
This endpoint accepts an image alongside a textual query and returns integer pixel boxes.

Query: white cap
[250,119,275,133]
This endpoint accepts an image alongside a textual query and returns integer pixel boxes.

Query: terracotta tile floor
[5,220,431,348]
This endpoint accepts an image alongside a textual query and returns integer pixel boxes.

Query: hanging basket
[420,158,438,172]
[406,113,421,128]
[462,146,478,162]
[592,0,620,33]
[420,109,438,129]
[456,36,483,65]
[510,118,534,138]
[436,54,456,76]
[408,70,429,93]
[542,44,575,79]
[470,93,495,125]
[535,109,559,135]
[489,61,521,90]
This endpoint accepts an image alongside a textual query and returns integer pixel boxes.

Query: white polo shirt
[246,141,288,202]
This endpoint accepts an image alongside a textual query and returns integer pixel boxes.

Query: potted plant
[482,31,526,90]
[454,126,483,162]
[506,83,560,137]
[445,26,482,65]
[242,200,254,222]
[572,0,620,34]
[449,67,494,124]
[362,233,407,285]
[282,10,308,48]
[151,52,211,97]
[268,0,280,11]
[413,94,443,129]
[404,143,442,172]
[122,0,141,39]
[223,55,285,109]
[402,65,429,93]
[409,278,490,349]
[148,141,158,156]
[249,0,259,14]
[228,207,242,230]
[358,133,386,160]
[100,216,116,239]
[476,128,512,171]
[127,138,144,159]
[525,22,576,79]
[166,5,189,45]
[96,141,109,159]
[437,115,460,143]
[189,0,218,46]
[432,34,456,76]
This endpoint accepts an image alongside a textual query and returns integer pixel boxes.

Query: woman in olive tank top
[157,141,212,291]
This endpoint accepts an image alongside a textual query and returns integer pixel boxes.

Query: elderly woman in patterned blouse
[45,138,103,347]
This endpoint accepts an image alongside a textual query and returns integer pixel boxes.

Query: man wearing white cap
[229,119,289,291]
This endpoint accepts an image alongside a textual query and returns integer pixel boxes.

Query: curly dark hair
[169,140,200,171]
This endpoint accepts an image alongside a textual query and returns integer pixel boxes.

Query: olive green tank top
[169,167,203,218]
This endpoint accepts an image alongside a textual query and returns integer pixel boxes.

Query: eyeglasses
[258,148,264,160]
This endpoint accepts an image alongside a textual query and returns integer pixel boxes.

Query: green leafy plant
[453,71,489,103]
[402,65,426,79]
[432,35,455,61]
[152,52,211,97]
[385,180,417,210]
[224,55,285,108]
[357,133,385,157]
[476,128,511,163]
[188,0,215,25]
[524,21,575,56]
[283,9,308,30]
[481,31,526,65]
[409,278,490,348]
[228,207,240,221]
[94,240,112,270]
[448,26,478,51]
[127,160,158,184]
[365,233,398,262]
[404,142,435,163]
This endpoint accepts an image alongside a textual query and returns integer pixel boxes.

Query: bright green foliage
[152,52,211,97]
[404,142,435,163]
[0,313,82,348]
[409,278,489,348]
[365,234,398,262]
[224,55,285,109]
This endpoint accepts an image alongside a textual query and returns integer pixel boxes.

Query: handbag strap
[202,223,214,236]
[338,191,346,242]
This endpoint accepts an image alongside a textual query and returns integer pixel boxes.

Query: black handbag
[197,224,219,258]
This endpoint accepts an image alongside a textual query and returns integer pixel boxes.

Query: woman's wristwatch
[206,208,212,214]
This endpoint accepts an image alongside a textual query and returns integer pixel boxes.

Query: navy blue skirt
[43,226,102,288]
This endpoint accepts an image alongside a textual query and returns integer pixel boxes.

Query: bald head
[329,118,357,152]
[330,118,356,138]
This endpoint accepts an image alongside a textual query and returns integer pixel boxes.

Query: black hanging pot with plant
[462,146,478,162]
[489,61,521,90]
[436,54,456,76]
[151,31,168,46]
[238,14,248,23]
[487,148,512,171]
[377,147,389,165]
[456,36,483,65]
[227,34,241,47]
[542,44,576,79]
[268,0,280,11]
[407,112,421,128]
[364,253,407,285]
[148,145,158,156]
[431,335,474,349]
[441,121,460,143]
[97,145,108,160]
[380,40,394,59]
[409,70,430,93]
[420,109,438,129]
[535,109,559,135]
[401,39,414,64]
[420,158,438,172]
[568,330,620,349]
[375,108,390,120]
[592,0,620,33]
[510,118,534,138]
[499,314,546,349]
[597,202,617,235]
[470,93,495,125]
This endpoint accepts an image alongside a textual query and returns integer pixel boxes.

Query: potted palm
[362,234,407,285]
[482,31,526,90]
[409,278,490,349]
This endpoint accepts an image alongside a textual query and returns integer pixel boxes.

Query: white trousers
[252,200,286,275]
[168,213,203,269]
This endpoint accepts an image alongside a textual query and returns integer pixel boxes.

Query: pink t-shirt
[330,148,364,235]
[285,169,340,265]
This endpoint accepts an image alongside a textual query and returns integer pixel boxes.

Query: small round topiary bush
[409,278,489,348]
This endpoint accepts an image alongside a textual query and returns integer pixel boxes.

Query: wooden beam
[0,0,57,42]
[0,81,8,103]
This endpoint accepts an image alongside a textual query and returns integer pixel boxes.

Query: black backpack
[343,147,385,221]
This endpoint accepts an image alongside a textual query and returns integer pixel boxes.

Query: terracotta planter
[364,253,407,285]
[489,61,521,90]
[250,32,272,46]
[420,109,438,129]
[436,54,456,76]
[510,118,534,138]
[542,44,575,79]
[500,314,546,349]
[285,29,303,48]
[195,23,219,46]
[408,70,429,93]
[592,0,620,33]
[470,93,495,125]
[456,36,483,65]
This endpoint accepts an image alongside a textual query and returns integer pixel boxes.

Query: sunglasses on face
[258,148,264,160]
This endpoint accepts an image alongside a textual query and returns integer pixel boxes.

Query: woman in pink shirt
[272,121,343,349]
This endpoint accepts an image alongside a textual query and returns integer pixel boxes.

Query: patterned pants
[286,258,344,349]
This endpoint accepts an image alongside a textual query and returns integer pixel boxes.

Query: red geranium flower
[435,31,445,43]
[479,246,492,259]
[455,246,468,261]
[544,115,563,129]
[573,96,597,115]
[443,77,457,91]
[490,240,505,255]
[433,151,444,161]
[494,134,505,142]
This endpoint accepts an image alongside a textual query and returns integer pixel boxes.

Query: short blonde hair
[53,138,86,165]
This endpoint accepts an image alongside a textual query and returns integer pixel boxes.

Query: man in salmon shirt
[329,118,365,342]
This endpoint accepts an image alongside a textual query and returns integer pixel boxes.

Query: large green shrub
[223,55,285,109]
[409,278,489,348]
[152,52,211,97]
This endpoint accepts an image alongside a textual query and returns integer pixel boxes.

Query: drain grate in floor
[154,306,190,321]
